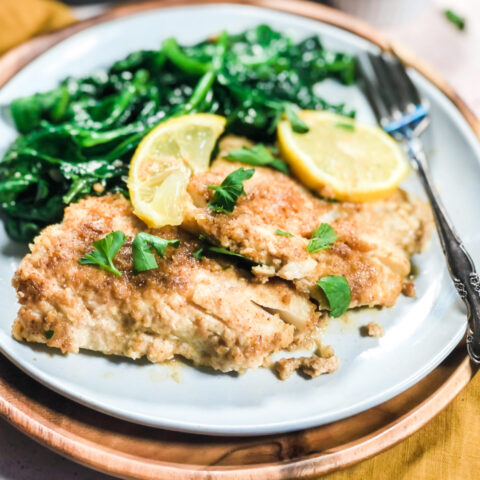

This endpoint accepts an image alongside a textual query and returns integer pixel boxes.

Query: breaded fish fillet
[12,195,323,373]
[183,137,433,309]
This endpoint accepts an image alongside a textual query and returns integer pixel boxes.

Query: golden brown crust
[402,280,416,297]
[275,355,339,380]
[12,194,322,373]
[184,136,433,310]
[364,322,384,338]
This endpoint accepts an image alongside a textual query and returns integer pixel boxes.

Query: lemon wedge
[129,114,226,227]
[277,111,408,202]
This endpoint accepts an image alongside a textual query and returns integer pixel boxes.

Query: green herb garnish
[44,330,54,339]
[317,275,351,317]
[193,244,254,263]
[162,37,212,74]
[284,104,310,133]
[208,167,255,214]
[275,229,294,237]
[335,122,355,131]
[444,10,466,30]
[192,248,205,260]
[132,232,180,272]
[224,144,288,174]
[307,223,338,253]
[193,237,255,265]
[78,231,126,277]
[209,246,253,261]
[1,26,357,242]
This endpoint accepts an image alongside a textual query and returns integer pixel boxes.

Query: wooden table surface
[0,0,478,479]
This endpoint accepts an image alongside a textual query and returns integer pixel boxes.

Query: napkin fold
[0,0,75,54]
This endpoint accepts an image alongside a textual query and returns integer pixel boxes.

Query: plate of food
[0,1,478,437]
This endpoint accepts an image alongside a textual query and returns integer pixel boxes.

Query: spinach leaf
[1,25,357,241]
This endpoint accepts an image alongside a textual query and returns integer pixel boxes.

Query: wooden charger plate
[0,1,479,478]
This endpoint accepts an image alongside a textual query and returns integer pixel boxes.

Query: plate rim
[0,0,478,476]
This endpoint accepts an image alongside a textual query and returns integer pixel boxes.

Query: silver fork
[359,52,480,364]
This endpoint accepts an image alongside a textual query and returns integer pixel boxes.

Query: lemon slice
[129,114,226,227]
[277,111,408,202]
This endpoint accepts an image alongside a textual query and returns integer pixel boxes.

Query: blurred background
[0,1,479,479]
[1,0,478,116]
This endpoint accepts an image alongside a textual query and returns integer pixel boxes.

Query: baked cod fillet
[12,194,324,373]
[183,137,433,309]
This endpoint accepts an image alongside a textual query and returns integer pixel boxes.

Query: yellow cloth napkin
[322,372,480,479]
[1,1,479,478]
[0,0,75,54]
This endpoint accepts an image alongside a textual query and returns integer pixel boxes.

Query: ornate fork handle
[406,133,480,363]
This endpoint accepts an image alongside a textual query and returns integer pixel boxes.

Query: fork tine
[357,54,390,125]
[377,55,413,113]
[390,55,423,109]
[367,53,402,121]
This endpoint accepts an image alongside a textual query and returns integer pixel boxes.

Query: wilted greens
[0,25,356,241]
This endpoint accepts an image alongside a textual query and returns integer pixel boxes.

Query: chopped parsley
[78,231,126,277]
[208,245,251,260]
[208,167,255,214]
[193,235,255,265]
[444,9,465,30]
[307,223,338,253]
[224,144,288,174]
[284,103,309,133]
[194,244,254,264]
[317,275,351,317]
[132,232,179,272]
[275,229,294,237]
[44,330,54,339]
[335,122,355,131]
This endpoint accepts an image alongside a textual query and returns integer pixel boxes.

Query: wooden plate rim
[0,1,478,478]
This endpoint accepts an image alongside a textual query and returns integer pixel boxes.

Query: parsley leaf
[208,245,254,262]
[275,229,294,237]
[444,10,465,30]
[307,223,338,253]
[193,235,209,259]
[193,237,255,265]
[192,247,205,259]
[132,232,180,272]
[335,122,355,131]
[224,144,289,174]
[193,244,254,263]
[44,330,54,339]
[284,103,309,133]
[317,275,351,317]
[208,167,255,214]
[78,231,126,277]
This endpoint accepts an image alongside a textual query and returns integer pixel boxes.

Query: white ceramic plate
[0,4,478,436]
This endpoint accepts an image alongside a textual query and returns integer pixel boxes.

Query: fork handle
[406,134,480,363]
